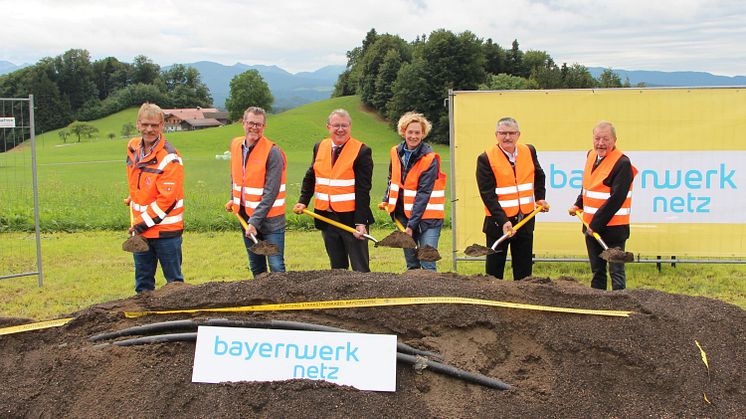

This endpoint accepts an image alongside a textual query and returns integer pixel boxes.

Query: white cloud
[2,0,745,75]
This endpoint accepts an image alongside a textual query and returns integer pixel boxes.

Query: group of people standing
[124,103,636,295]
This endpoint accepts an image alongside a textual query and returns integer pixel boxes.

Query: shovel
[464,204,545,257]
[301,209,394,247]
[574,210,634,263]
[393,218,441,262]
[233,212,280,256]
[122,205,149,253]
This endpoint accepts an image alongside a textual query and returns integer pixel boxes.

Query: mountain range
[170,61,346,111]
[3,60,745,111]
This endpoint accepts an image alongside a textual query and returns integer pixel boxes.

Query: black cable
[397,353,511,390]
[89,320,196,341]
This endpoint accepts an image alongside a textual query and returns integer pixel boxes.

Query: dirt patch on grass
[1,270,744,418]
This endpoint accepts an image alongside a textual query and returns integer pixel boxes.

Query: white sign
[0,117,15,128]
[192,326,398,391]
[541,151,746,224]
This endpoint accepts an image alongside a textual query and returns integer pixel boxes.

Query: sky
[3,0,745,76]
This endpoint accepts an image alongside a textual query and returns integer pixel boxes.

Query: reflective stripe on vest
[581,148,637,226]
[313,138,363,212]
[484,144,535,217]
[386,145,446,219]
[229,136,287,218]
[126,135,185,238]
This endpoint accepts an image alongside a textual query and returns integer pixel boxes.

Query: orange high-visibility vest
[582,148,638,226]
[386,146,446,219]
[126,136,184,238]
[313,138,363,212]
[229,136,287,218]
[484,144,535,217]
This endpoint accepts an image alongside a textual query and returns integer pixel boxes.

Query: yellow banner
[450,88,746,259]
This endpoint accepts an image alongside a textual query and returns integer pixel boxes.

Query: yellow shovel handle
[301,209,377,242]
[394,218,406,232]
[491,204,545,250]
[575,210,609,250]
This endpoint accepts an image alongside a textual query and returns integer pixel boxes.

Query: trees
[358,34,410,107]
[480,73,532,90]
[162,64,213,108]
[225,70,273,120]
[122,123,136,138]
[58,130,70,143]
[69,122,98,142]
[597,68,623,87]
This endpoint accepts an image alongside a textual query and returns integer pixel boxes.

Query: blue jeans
[404,225,442,271]
[133,235,184,293]
[242,228,285,277]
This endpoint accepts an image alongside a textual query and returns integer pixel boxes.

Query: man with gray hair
[476,117,549,280]
[569,121,637,290]
[294,109,374,272]
[225,106,287,277]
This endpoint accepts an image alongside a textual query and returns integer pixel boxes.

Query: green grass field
[0,96,449,232]
[1,95,745,320]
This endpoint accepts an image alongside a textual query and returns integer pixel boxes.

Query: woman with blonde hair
[379,112,446,270]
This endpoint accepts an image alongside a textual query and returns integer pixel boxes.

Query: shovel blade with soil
[388,218,441,261]
[464,244,497,257]
[122,235,149,253]
[600,247,634,263]
[233,212,280,257]
[464,205,546,258]
[416,245,442,262]
[575,211,634,264]
[248,239,280,256]
[375,230,416,249]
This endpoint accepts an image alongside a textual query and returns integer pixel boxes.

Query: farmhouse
[163,107,231,132]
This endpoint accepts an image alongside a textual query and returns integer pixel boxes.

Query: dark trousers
[321,226,370,272]
[586,235,627,290]
[485,229,534,280]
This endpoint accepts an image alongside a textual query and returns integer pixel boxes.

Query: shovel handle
[233,211,259,244]
[394,218,406,232]
[128,204,136,237]
[491,204,545,250]
[574,211,610,250]
[301,209,378,243]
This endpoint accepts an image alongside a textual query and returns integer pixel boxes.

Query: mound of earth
[1,270,744,418]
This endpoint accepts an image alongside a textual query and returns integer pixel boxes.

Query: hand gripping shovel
[122,205,149,253]
[233,212,279,256]
[575,210,634,263]
[464,204,545,257]
[301,209,391,247]
[393,218,441,262]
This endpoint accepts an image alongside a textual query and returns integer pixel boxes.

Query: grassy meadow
[1,95,745,320]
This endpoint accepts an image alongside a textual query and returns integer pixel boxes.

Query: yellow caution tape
[124,296,634,318]
[0,317,74,336]
[695,339,712,405]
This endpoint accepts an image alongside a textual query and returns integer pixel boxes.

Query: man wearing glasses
[293,109,374,272]
[476,117,549,280]
[568,121,637,290]
[225,106,287,277]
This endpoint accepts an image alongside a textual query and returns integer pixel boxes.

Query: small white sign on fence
[0,117,16,128]
[192,326,398,391]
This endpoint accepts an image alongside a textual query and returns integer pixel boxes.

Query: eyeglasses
[497,131,519,137]
[329,123,350,130]
[245,121,264,128]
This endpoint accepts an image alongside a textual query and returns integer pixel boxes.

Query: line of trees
[334,29,642,143]
[0,49,213,134]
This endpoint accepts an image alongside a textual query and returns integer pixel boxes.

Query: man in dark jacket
[293,109,374,272]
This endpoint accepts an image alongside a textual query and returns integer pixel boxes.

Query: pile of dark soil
[2,270,744,418]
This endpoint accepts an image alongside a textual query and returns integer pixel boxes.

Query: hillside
[7,96,449,232]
